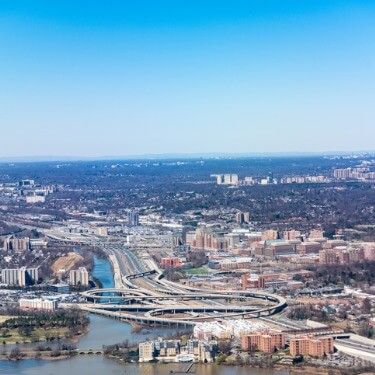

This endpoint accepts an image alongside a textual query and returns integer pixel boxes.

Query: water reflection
[0,358,289,375]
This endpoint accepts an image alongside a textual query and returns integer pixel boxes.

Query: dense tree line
[307,262,375,287]
[0,309,89,337]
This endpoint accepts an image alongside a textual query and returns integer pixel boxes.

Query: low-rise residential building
[289,336,334,357]
[241,331,285,353]
[139,339,217,363]
[19,298,57,311]
[160,257,182,269]
[139,341,155,362]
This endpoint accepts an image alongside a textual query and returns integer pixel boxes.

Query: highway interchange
[79,240,287,326]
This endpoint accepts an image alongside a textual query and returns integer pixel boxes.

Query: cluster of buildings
[69,267,89,286]
[241,331,334,358]
[0,179,55,204]
[1,267,39,286]
[139,331,335,362]
[319,246,370,264]
[213,174,239,185]
[333,168,375,181]
[212,174,331,186]
[241,269,316,290]
[186,226,228,251]
[2,235,48,253]
[19,297,57,311]
[139,338,218,363]
[193,320,268,340]
[183,226,375,273]
[185,227,322,253]
[3,236,30,252]
[279,175,329,184]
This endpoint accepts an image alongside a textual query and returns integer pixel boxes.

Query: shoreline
[1,355,371,374]
[0,325,89,346]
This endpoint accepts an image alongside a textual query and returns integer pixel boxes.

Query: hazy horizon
[1,149,374,164]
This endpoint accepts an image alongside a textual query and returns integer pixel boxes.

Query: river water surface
[0,256,289,375]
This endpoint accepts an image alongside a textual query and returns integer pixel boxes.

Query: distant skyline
[1,1,375,157]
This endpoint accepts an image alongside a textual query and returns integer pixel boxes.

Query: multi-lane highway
[76,239,287,326]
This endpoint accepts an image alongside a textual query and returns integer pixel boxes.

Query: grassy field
[184,266,211,275]
[0,326,70,345]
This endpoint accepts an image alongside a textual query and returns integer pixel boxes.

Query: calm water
[78,257,187,349]
[92,256,115,289]
[0,358,290,375]
[0,256,194,374]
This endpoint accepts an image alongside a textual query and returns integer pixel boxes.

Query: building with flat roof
[139,341,155,362]
[3,236,30,252]
[1,267,39,286]
[160,257,182,269]
[289,336,334,357]
[19,298,57,311]
[69,267,89,286]
[241,331,285,353]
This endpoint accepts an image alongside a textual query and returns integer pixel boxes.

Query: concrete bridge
[76,286,287,326]
[75,246,287,327]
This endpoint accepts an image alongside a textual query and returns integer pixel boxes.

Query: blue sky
[1,1,374,157]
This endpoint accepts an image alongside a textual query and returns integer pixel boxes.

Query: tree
[362,298,372,314]
[218,340,231,355]
[216,353,227,365]
[358,322,374,338]
[18,325,33,337]
[9,347,23,360]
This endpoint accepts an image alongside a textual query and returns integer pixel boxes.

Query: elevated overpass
[74,239,287,326]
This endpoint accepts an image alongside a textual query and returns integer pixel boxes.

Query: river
[0,256,289,375]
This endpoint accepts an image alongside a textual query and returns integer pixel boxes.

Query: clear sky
[1,1,374,158]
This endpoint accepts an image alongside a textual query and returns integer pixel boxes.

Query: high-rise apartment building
[128,210,140,226]
[1,267,39,286]
[3,236,30,252]
[69,267,89,286]
[333,168,351,179]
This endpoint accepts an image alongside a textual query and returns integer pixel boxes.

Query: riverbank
[0,350,76,361]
